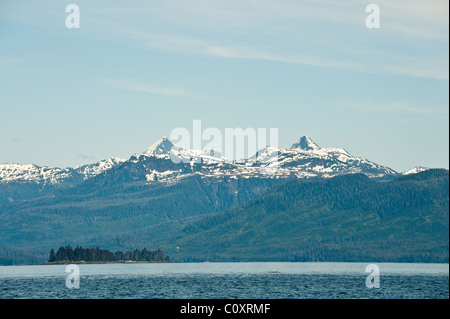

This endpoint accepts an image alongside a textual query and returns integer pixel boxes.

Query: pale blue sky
[0,0,448,172]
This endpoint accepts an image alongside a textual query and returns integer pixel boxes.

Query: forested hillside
[0,170,448,264]
[0,174,281,265]
[166,169,449,262]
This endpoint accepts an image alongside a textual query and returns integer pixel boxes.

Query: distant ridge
[0,135,400,188]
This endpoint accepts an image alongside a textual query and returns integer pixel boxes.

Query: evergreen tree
[48,246,169,262]
[48,249,56,262]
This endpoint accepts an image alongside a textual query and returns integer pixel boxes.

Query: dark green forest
[48,245,169,263]
[0,169,448,264]
[0,174,280,265]
[168,169,449,263]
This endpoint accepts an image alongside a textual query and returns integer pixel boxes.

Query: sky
[0,0,448,172]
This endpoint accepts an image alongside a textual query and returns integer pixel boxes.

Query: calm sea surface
[0,262,448,299]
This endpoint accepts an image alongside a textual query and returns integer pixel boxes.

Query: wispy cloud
[204,45,346,68]
[8,1,446,80]
[102,78,193,97]
[123,30,368,73]
[207,45,449,80]
[156,0,448,41]
[99,78,223,101]
[345,100,449,115]
[125,29,449,80]
[377,62,449,81]
[377,0,449,41]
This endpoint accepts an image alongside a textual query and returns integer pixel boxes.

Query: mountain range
[0,136,447,265]
[0,136,402,187]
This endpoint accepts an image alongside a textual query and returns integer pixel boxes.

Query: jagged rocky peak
[144,137,175,156]
[291,136,320,151]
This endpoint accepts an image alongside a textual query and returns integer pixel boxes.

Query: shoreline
[0,260,447,267]
[41,260,175,265]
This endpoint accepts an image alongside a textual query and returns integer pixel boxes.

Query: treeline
[0,247,45,266]
[185,169,449,235]
[176,170,449,263]
[255,170,449,220]
[48,245,169,263]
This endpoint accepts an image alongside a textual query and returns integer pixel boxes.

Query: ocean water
[0,262,448,299]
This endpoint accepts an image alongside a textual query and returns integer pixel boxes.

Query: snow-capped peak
[0,135,403,186]
[291,136,320,151]
[75,157,126,179]
[249,146,282,161]
[0,156,127,185]
[402,166,429,175]
[144,137,175,156]
[142,137,230,164]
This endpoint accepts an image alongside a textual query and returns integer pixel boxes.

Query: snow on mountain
[0,136,401,185]
[0,163,72,184]
[402,166,429,175]
[131,136,398,181]
[142,136,228,165]
[247,136,397,179]
[0,157,126,184]
[144,137,175,156]
[74,157,126,179]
